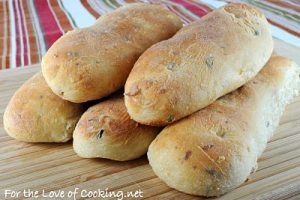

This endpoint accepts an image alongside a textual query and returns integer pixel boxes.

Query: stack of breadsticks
[3,3,300,197]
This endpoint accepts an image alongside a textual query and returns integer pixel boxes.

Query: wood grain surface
[0,38,300,200]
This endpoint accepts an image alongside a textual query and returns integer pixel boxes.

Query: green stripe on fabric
[110,0,122,8]
[58,0,77,27]
[104,0,118,9]
[246,0,300,23]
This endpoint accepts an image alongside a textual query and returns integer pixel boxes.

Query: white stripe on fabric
[163,0,200,20]
[27,0,41,61]
[179,0,202,20]
[197,0,226,9]
[2,1,8,68]
[16,0,24,66]
[116,0,128,6]
[60,0,96,28]
[29,0,47,58]
[85,0,101,16]
[95,0,115,13]
[166,4,191,24]
[20,0,31,65]
[259,8,300,36]
[88,0,107,15]
[8,0,16,68]
[286,0,300,8]
[105,0,118,9]
[47,0,65,34]
[262,0,300,17]
[271,25,300,47]
[57,0,76,28]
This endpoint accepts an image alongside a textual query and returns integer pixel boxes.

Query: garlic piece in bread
[147,55,300,196]
[125,3,273,126]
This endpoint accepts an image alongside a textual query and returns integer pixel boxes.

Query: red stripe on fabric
[0,1,4,69]
[267,0,300,13]
[190,0,213,13]
[49,0,73,32]
[166,5,191,24]
[268,19,300,37]
[5,0,11,69]
[34,0,63,49]
[22,0,38,65]
[13,0,21,67]
[80,0,100,18]
[171,0,208,17]
[19,0,28,66]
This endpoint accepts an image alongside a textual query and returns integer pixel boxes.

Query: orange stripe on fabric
[190,0,213,12]
[22,0,38,65]
[80,0,100,18]
[124,0,140,3]
[5,0,11,69]
[170,4,194,23]
[2,0,8,69]
[267,0,300,13]
[49,0,73,32]
[0,1,4,69]
[268,19,300,37]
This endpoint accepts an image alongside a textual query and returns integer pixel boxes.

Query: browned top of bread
[223,3,263,18]
[147,55,300,196]
[124,3,273,126]
[75,97,142,141]
[42,3,183,103]
[3,72,84,142]
[73,96,160,160]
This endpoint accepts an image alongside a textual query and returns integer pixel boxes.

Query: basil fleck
[67,52,79,57]
[96,129,104,140]
[206,168,218,178]
[167,114,175,123]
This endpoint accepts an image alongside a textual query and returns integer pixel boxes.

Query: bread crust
[147,55,300,196]
[125,3,273,126]
[3,73,84,142]
[42,3,182,103]
[73,97,160,161]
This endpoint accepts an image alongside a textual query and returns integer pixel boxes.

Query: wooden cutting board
[0,38,300,200]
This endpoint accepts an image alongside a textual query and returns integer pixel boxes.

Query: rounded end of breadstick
[148,54,300,197]
[124,78,179,127]
[41,3,183,103]
[147,107,254,197]
[3,72,84,143]
[73,97,160,161]
[124,3,273,127]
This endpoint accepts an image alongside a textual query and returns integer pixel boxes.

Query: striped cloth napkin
[0,0,299,70]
